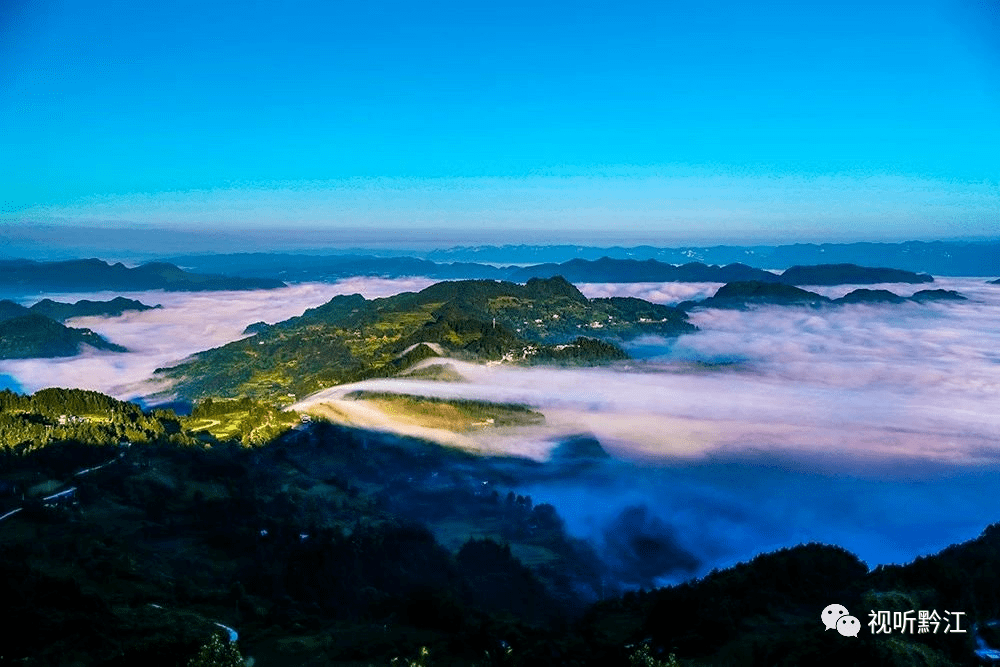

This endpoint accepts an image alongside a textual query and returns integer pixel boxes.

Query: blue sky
[1,0,997,245]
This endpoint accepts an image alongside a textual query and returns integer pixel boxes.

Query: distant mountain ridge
[679,281,966,310]
[422,240,999,275]
[27,297,159,321]
[165,253,933,287]
[0,258,286,294]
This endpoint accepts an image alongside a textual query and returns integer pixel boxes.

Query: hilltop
[158,276,695,400]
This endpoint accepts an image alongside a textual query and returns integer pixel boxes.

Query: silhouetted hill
[165,252,510,281]
[165,252,949,288]
[28,296,159,321]
[909,289,968,303]
[778,263,932,285]
[0,258,285,293]
[508,257,780,283]
[0,300,31,321]
[422,240,1000,276]
[685,282,832,310]
[682,282,968,311]
[832,288,907,305]
[0,314,127,358]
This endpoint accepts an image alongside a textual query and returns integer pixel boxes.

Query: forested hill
[0,388,298,458]
[158,276,695,400]
[2,385,1000,665]
[0,314,127,359]
[0,258,285,293]
[0,297,159,359]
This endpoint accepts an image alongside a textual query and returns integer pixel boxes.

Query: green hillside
[0,386,996,666]
[158,276,695,400]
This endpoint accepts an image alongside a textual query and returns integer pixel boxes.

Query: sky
[1,0,998,245]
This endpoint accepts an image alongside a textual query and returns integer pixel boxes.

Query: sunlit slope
[158,276,695,400]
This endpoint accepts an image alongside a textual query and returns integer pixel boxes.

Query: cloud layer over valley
[293,277,1000,577]
[0,278,439,398]
[4,275,999,580]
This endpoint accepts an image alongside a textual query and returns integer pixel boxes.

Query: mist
[4,275,999,582]
[294,277,1000,579]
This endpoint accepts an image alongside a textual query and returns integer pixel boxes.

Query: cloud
[294,277,1000,574]
[4,275,1000,577]
[0,277,438,399]
[577,281,723,305]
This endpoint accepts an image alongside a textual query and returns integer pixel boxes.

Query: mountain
[0,314,128,358]
[682,282,832,310]
[158,276,695,400]
[423,240,1000,276]
[0,258,285,293]
[0,300,32,321]
[777,263,932,285]
[0,298,153,358]
[681,282,967,311]
[165,253,940,288]
[164,253,509,281]
[28,296,160,321]
[909,289,967,303]
[508,257,781,283]
[832,288,907,305]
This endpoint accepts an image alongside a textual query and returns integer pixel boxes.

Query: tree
[187,632,244,667]
[628,644,679,667]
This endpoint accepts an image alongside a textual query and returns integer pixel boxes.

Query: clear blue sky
[1,0,998,244]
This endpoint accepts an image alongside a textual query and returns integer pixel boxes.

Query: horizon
[2,225,1000,264]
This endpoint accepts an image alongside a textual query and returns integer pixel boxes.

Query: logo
[822,603,860,638]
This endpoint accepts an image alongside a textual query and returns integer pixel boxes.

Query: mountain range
[421,240,1000,276]
[678,282,967,311]
[0,258,285,294]
[164,253,935,286]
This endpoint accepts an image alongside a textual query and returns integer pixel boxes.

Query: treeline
[535,337,629,363]
[0,388,183,458]
[0,389,302,462]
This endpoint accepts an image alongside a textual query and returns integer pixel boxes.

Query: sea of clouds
[3,275,999,580]
[0,277,440,398]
